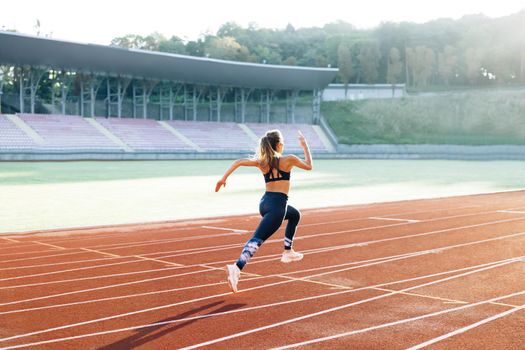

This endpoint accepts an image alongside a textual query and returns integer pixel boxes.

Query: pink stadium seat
[0,115,37,150]
[167,120,257,151]
[95,117,193,151]
[18,114,122,151]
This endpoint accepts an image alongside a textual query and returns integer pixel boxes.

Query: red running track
[0,191,525,349]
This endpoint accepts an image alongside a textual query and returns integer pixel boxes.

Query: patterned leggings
[235,191,300,270]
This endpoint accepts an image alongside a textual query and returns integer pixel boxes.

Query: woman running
[215,129,313,293]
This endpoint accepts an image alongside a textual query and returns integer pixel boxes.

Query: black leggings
[235,191,301,270]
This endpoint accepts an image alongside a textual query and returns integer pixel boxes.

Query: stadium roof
[0,31,338,90]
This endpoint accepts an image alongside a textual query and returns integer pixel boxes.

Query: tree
[357,42,381,84]
[405,47,416,87]
[465,47,482,84]
[438,45,458,86]
[159,36,186,54]
[205,36,250,61]
[337,43,353,97]
[387,47,403,95]
[412,46,435,87]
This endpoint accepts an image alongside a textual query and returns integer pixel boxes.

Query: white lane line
[132,255,184,267]
[0,259,509,348]
[0,265,190,293]
[31,241,66,250]
[2,253,522,348]
[0,267,217,307]
[18,202,480,246]
[80,230,251,253]
[4,226,525,307]
[0,205,515,263]
[179,257,525,350]
[3,213,525,287]
[80,248,121,258]
[202,226,248,233]
[1,237,20,243]
[497,210,525,214]
[153,215,525,262]
[0,251,90,265]
[407,303,525,349]
[2,203,502,256]
[369,217,420,223]
[0,252,514,318]
[75,206,511,252]
[273,290,525,350]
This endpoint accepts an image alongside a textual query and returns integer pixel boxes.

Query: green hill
[322,89,525,145]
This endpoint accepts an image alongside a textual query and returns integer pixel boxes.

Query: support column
[192,85,197,121]
[107,77,130,118]
[132,80,157,119]
[312,89,321,124]
[79,75,102,117]
[287,90,298,124]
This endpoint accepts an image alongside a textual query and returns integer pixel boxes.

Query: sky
[1,0,524,45]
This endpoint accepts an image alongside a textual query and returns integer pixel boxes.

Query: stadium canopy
[0,31,337,90]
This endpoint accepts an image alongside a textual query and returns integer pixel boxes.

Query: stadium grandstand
[0,31,338,160]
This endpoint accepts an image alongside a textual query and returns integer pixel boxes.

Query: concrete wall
[336,144,525,160]
[322,84,406,101]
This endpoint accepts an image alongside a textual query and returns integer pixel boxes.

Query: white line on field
[4,253,520,350]
[32,241,66,250]
[202,226,248,233]
[407,302,525,349]
[182,258,525,350]
[1,237,20,243]
[497,210,525,214]
[369,217,420,223]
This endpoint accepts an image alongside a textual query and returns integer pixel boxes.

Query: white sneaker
[281,249,304,263]
[226,264,241,293]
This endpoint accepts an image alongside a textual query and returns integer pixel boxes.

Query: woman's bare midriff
[265,180,290,195]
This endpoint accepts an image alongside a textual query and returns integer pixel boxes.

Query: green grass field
[1,159,524,233]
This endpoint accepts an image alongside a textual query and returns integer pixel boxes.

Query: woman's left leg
[281,204,304,263]
[283,204,301,250]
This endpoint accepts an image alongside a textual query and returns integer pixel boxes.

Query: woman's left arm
[215,158,259,192]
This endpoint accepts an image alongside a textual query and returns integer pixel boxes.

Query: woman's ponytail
[256,130,283,170]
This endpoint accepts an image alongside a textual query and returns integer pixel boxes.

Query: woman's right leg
[235,209,285,270]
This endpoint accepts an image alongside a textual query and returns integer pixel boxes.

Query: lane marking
[153,257,525,349]
[80,248,121,258]
[273,290,525,350]
[369,217,420,223]
[407,303,525,349]
[1,237,20,243]
[132,255,184,267]
[372,287,469,304]
[498,210,525,214]
[202,226,248,233]
[0,205,517,262]
[2,253,521,348]
[0,251,518,329]
[32,241,66,250]
[0,265,190,294]
[2,252,522,346]
[4,218,525,288]
[0,267,218,306]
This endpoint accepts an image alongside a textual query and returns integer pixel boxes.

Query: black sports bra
[263,158,291,183]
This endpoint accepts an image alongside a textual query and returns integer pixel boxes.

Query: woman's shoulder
[280,155,298,170]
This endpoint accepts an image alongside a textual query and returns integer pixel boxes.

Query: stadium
[1,5,525,349]
[0,31,340,160]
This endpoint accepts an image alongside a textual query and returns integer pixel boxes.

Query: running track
[1,191,525,349]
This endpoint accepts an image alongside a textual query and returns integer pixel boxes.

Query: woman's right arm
[291,130,313,171]
[215,158,259,192]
